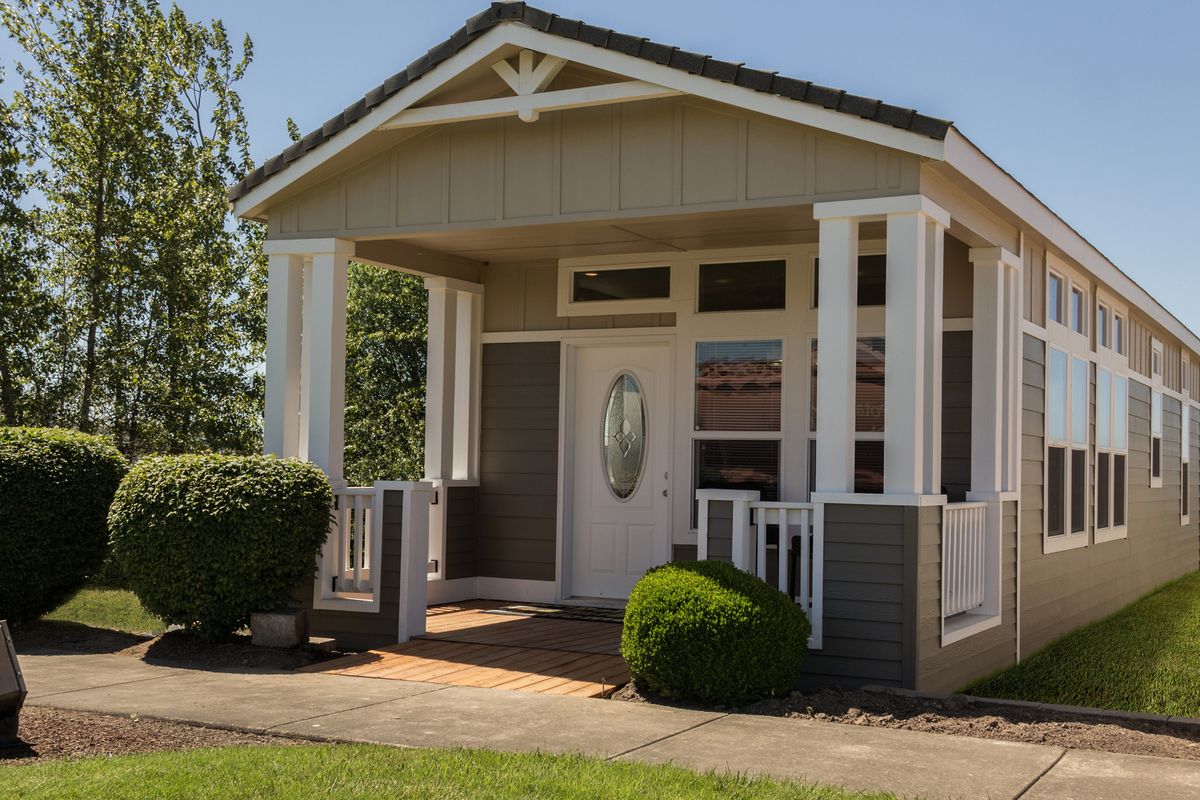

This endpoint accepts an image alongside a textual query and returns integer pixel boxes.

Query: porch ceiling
[373,205,887,263]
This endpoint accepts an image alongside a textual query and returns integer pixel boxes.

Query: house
[232,2,1200,692]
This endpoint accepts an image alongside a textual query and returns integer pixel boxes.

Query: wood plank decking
[302,602,629,698]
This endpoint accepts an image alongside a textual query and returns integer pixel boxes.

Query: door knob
[662,489,668,497]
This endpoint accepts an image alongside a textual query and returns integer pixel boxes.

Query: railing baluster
[756,508,768,581]
[777,508,789,595]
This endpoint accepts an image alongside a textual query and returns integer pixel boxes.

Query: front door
[570,342,672,600]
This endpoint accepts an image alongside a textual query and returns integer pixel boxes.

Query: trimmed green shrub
[0,427,128,623]
[109,454,332,639]
[621,560,810,706]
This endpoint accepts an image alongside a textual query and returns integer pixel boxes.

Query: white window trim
[1094,367,1129,544]
[1046,254,1090,353]
[1151,337,1165,489]
[1044,345,1090,554]
[556,259,675,317]
[1182,399,1191,526]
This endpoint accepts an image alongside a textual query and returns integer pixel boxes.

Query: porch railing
[695,489,823,648]
[942,501,988,617]
[329,487,376,595]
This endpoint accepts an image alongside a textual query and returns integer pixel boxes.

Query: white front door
[570,342,672,600]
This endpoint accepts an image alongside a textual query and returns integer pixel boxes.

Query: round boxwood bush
[109,454,332,640]
[0,427,128,623]
[621,560,810,706]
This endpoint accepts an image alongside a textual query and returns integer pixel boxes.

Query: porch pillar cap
[812,194,949,228]
[262,237,355,258]
[968,246,1021,270]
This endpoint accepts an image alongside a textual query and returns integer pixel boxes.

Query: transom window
[1070,287,1087,336]
[697,260,786,313]
[1097,304,1109,349]
[1048,272,1064,325]
[573,266,670,303]
[812,254,887,308]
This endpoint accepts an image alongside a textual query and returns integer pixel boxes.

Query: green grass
[1,744,894,800]
[42,587,167,635]
[966,571,1200,716]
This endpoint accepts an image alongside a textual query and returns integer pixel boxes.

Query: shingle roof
[229,2,953,203]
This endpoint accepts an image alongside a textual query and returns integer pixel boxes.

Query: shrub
[0,427,128,623]
[620,560,810,706]
[109,454,332,640]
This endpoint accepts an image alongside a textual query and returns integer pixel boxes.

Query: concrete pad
[18,652,176,699]
[31,659,444,731]
[620,713,1063,800]
[273,684,722,759]
[1023,749,1200,800]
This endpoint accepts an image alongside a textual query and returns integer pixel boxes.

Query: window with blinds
[694,340,782,432]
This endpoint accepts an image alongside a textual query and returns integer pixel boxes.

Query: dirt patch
[11,620,345,672]
[613,683,1200,762]
[0,706,308,765]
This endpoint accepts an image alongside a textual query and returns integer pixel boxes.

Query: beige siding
[1128,314,1154,380]
[267,97,920,240]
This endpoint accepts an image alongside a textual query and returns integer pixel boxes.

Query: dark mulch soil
[614,683,1200,762]
[11,620,344,671]
[0,706,308,765]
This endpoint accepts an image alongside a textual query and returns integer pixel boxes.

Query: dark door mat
[481,604,625,624]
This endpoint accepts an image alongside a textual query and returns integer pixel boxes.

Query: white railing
[942,501,988,617]
[695,489,823,648]
[329,487,376,595]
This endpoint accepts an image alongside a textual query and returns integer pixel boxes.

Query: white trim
[426,577,479,605]
[476,577,558,604]
[379,80,680,129]
[482,326,675,345]
[262,237,355,258]
[810,492,947,507]
[813,194,950,228]
[942,611,1003,647]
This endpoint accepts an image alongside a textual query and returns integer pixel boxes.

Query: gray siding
[1019,333,1200,657]
[477,342,560,581]
[299,489,405,650]
[942,330,972,500]
[444,485,478,580]
[916,501,1018,693]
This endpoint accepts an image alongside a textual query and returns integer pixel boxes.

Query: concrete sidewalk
[16,650,1200,800]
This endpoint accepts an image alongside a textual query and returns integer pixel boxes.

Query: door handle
[662,489,669,497]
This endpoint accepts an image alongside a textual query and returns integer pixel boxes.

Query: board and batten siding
[266,97,920,240]
[477,342,560,582]
[941,330,972,500]
[1019,333,1199,656]
[299,489,405,649]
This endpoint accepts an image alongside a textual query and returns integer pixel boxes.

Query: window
[1182,403,1191,524]
[808,335,887,494]
[812,254,887,308]
[1151,390,1163,487]
[572,266,670,302]
[1095,368,1129,542]
[1048,272,1064,325]
[698,260,785,312]
[1113,314,1125,355]
[1097,304,1109,349]
[692,340,783,521]
[1070,287,1086,335]
[1045,347,1089,550]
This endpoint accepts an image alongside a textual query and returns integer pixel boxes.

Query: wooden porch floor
[300,601,629,698]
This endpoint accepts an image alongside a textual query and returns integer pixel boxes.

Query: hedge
[108,454,332,640]
[0,427,128,623]
[621,560,810,706]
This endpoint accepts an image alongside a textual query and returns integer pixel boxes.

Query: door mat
[481,604,625,624]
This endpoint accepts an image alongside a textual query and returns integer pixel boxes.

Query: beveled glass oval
[602,372,647,500]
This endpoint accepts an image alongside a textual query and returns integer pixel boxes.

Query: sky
[2,0,1198,331]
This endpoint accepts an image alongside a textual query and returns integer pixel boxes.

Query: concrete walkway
[16,649,1200,800]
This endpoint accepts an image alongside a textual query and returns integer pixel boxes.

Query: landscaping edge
[860,684,1200,735]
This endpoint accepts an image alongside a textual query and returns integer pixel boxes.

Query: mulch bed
[0,706,308,765]
[11,620,345,671]
[614,683,1200,762]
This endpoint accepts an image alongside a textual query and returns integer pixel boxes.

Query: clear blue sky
[4,1,1198,331]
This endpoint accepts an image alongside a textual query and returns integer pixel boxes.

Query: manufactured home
[234,2,1200,692]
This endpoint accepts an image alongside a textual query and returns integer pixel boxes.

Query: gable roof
[227,1,952,203]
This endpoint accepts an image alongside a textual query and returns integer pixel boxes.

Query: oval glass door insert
[603,372,647,500]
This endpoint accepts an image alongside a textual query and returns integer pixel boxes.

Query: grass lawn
[2,743,893,800]
[967,571,1200,716]
[42,587,167,635]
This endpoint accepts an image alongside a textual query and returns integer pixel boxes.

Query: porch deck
[301,601,629,698]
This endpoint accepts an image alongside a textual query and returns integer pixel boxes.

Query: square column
[299,242,353,481]
[264,253,303,458]
[813,215,859,493]
[969,247,1022,494]
[424,277,484,481]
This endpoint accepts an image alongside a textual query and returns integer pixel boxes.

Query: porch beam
[264,253,303,459]
[377,80,680,130]
[812,214,859,493]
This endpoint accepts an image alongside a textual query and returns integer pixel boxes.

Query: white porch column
[299,241,353,482]
[811,214,859,493]
[884,202,948,495]
[969,247,1022,494]
[263,253,303,458]
[452,289,483,481]
[424,276,484,481]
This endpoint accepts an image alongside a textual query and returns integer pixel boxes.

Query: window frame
[696,257,789,315]
[1044,344,1091,554]
[1094,367,1129,544]
[557,260,675,317]
[1151,338,1165,489]
[1182,401,1191,526]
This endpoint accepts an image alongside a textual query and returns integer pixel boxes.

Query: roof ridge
[230,1,952,202]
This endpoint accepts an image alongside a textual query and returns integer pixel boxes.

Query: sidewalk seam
[1011,748,1067,800]
[604,713,731,762]
[28,673,185,700]
[262,684,452,732]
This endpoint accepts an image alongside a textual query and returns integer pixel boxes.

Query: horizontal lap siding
[1019,338,1200,656]
[916,502,1018,692]
[477,342,560,581]
[801,504,908,687]
[444,486,478,580]
[300,489,404,649]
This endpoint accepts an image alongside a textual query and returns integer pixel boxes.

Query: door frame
[556,334,676,602]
